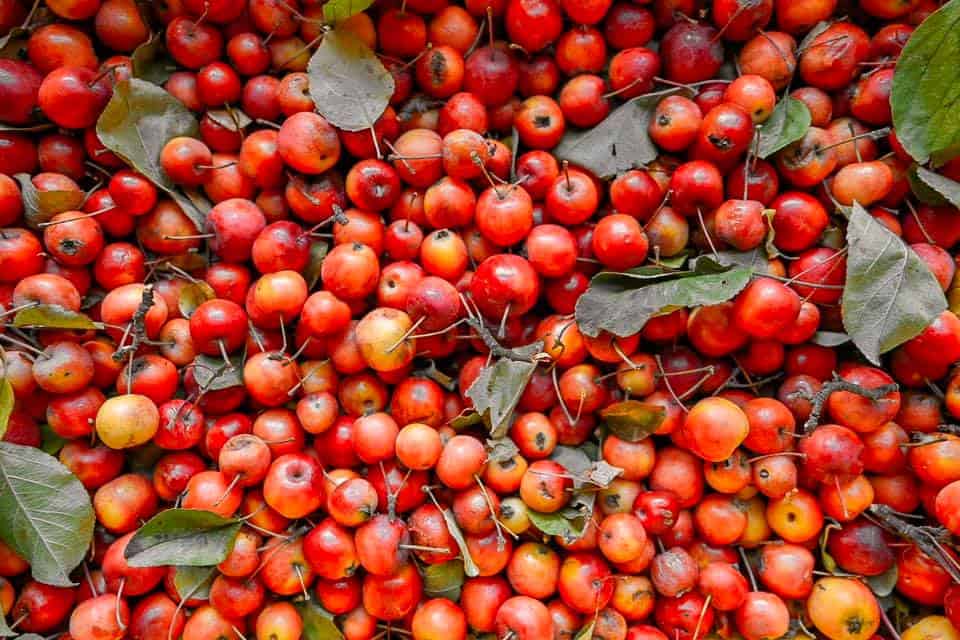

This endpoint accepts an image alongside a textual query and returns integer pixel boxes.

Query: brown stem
[802,373,898,433]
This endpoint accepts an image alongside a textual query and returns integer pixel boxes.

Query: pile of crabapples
[5,0,960,637]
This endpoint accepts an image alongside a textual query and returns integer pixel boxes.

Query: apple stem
[398,543,451,554]
[116,578,128,631]
[385,316,425,353]
[738,547,758,591]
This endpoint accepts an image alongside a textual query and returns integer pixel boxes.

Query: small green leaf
[296,599,345,640]
[125,509,242,567]
[554,87,692,179]
[527,510,577,537]
[449,411,484,430]
[757,97,812,159]
[842,202,947,364]
[304,242,329,290]
[912,166,960,207]
[323,0,374,25]
[866,565,898,597]
[422,560,466,601]
[0,443,94,586]
[0,379,12,441]
[13,174,84,229]
[600,400,665,442]
[891,0,960,166]
[307,29,394,132]
[465,342,543,438]
[13,305,99,330]
[820,522,839,574]
[192,354,244,391]
[39,424,66,456]
[171,565,217,600]
[575,264,753,338]
[178,281,216,319]
[96,78,205,225]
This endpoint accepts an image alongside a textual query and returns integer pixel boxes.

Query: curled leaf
[304,242,329,290]
[13,305,99,330]
[307,29,394,132]
[465,342,543,438]
[192,354,244,391]
[486,438,520,463]
[131,32,175,84]
[422,560,466,601]
[14,174,84,229]
[600,400,666,442]
[178,281,216,319]
[0,379,12,441]
[912,166,960,207]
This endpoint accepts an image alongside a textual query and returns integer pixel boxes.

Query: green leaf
[553,87,692,179]
[600,400,665,442]
[13,174,84,229]
[866,565,898,597]
[13,304,100,330]
[449,411,484,430]
[811,331,851,347]
[307,29,394,132]
[465,342,543,438]
[912,166,960,207]
[527,510,578,537]
[891,0,960,166]
[323,0,374,25]
[0,442,94,586]
[171,565,217,600]
[757,97,812,159]
[192,354,244,391]
[422,560,466,601]
[296,599,345,640]
[125,509,241,567]
[304,242,329,290]
[131,32,175,84]
[575,263,753,338]
[39,424,66,456]
[178,281,216,319]
[842,202,947,365]
[0,378,12,441]
[96,78,206,225]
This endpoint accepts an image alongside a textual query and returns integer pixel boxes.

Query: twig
[868,504,960,583]
[802,373,898,433]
